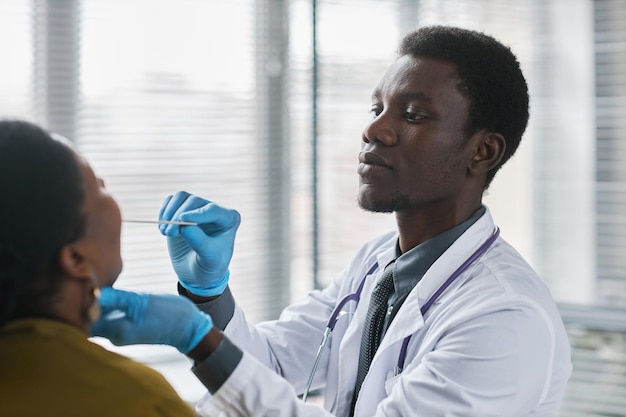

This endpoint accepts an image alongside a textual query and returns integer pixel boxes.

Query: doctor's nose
[362,111,398,146]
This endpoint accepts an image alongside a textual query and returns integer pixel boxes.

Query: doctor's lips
[358,152,392,169]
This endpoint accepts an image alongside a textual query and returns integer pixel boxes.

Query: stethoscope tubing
[302,227,500,402]
[396,227,500,372]
[327,262,379,330]
[302,263,380,402]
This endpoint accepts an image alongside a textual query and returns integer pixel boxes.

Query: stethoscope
[302,227,500,402]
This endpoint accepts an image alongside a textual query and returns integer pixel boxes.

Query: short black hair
[0,120,86,325]
[399,26,529,188]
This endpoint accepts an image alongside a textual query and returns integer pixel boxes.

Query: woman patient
[0,120,196,417]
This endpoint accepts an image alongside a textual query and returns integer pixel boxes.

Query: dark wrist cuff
[178,283,236,330]
[191,336,243,394]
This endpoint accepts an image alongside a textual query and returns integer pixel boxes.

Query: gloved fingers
[176,205,239,256]
[160,191,195,220]
[98,287,136,310]
[169,207,240,257]
[177,226,214,253]
[159,190,194,235]
[163,192,212,218]
[150,292,193,310]
[90,315,131,343]
[159,192,214,236]
[181,312,214,354]
[179,202,241,234]
[179,226,235,263]
[97,287,148,320]
[158,194,174,220]
[89,316,109,338]
[90,289,138,343]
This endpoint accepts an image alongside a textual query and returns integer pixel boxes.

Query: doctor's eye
[403,111,426,123]
[369,104,383,118]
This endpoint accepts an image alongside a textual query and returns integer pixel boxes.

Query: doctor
[93,26,572,416]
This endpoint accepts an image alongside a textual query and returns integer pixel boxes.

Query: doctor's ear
[468,131,506,175]
[59,243,92,280]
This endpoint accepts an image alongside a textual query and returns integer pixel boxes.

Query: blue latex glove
[90,287,213,354]
[159,191,241,297]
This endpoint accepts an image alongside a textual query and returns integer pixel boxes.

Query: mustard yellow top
[0,319,196,417]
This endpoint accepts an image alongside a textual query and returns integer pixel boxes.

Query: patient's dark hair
[0,120,85,326]
[399,26,529,188]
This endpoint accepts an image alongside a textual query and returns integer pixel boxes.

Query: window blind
[560,303,626,417]
[595,0,626,306]
[290,1,626,414]
[1,0,291,402]
[3,0,290,324]
[557,1,626,415]
[293,0,538,290]
[79,0,286,324]
[527,0,596,304]
[289,0,404,291]
[4,0,626,411]
[0,0,33,118]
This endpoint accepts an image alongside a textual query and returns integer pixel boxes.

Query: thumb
[180,203,241,234]
[99,287,131,308]
[90,288,145,341]
[179,226,215,254]
[98,287,147,318]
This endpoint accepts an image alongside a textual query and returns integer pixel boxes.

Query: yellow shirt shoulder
[0,319,196,417]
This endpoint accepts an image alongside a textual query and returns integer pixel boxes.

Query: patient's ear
[59,243,91,280]
[468,131,506,175]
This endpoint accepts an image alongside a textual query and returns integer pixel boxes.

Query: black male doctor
[93,26,572,417]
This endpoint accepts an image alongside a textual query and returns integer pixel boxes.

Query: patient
[0,120,195,417]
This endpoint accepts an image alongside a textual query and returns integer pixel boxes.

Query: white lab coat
[196,208,572,417]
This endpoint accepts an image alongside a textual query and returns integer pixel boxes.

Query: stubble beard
[357,193,410,214]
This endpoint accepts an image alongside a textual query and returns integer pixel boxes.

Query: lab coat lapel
[343,210,497,415]
[333,247,397,417]
[375,209,496,361]
[416,208,495,305]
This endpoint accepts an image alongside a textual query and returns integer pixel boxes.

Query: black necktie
[351,261,396,412]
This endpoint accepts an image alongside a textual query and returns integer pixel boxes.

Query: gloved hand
[159,191,241,297]
[90,287,213,354]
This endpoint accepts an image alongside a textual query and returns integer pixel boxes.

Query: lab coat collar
[375,241,398,278]
[337,208,497,411]
[376,207,497,353]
